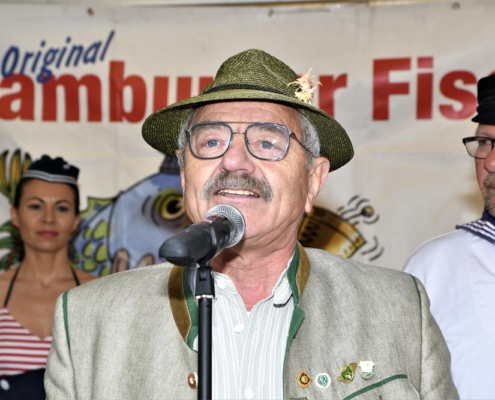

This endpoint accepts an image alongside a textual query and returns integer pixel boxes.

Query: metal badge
[315,373,332,389]
[338,362,357,383]
[358,360,376,380]
[296,370,312,388]
[187,372,198,389]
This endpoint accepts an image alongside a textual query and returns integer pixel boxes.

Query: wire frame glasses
[186,122,312,161]
[463,136,495,159]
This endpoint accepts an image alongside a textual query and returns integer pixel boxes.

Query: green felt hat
[142,49,353,171]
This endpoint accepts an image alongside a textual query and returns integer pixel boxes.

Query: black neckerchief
[456,209,495,245]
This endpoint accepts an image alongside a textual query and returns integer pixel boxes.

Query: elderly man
[45,49,457,399]
[405,74,495,399]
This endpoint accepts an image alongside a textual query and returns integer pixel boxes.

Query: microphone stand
[194,225,220,400]
[159,205,245,400]
[195,262,214,400]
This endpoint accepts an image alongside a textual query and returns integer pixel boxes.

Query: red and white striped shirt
[0,308,52,376]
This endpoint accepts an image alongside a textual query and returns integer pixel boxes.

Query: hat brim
[142,89,353,172]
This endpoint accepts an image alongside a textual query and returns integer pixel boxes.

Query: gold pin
[187,372,198,389]
[296,370,312,388]
[338,362,357,383]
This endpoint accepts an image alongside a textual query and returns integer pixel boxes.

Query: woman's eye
[57,206,70,213]
[27,204,41,210]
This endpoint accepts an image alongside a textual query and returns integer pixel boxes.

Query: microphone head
[205,204,245,247]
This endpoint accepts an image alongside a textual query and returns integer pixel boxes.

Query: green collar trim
[287,243,311,304]
[62,291,70,353]
[168,265,198,351]
[283,243,311,399]
[169,243,310,352]
[183,267,198,350]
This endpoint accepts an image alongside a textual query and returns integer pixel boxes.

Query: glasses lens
[246,124,290,160]
[466,138,493,158]
[189,124,231,158]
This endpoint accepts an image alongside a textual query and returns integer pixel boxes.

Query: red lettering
[439,71,477,120]
[199,76,213,92]
[0,74,34,120]
[176,77,192,102]
[416,57,433,120]
[109,61,147,123]
[42,75,101,122]
[319,74,347,117]
[373,58,411,120]
[153,77,169,111]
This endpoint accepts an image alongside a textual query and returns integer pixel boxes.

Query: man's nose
[219,134,256,173]
[484,145,495,172]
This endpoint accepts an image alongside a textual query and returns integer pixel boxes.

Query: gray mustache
[201,172,273,202]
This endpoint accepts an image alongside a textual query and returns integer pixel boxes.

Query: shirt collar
[482,208,495,225]
[211,253,294,307]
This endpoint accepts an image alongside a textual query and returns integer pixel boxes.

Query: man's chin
[484,196,495,218]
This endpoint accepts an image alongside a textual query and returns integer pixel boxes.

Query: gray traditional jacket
[45,245,458,399]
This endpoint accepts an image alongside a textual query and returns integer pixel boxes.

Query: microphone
[159,204,245,266]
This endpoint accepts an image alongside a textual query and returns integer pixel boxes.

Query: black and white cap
[22,155,79,186]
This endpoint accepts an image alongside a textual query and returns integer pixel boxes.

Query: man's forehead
[476,124,495,137]
[191,100,300,122]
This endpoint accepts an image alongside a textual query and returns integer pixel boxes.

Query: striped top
[0,308,52,376]
[457,210,495,245]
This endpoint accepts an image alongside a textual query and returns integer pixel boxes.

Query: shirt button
[244,387,254,399]
[0,379,10,391]
[234,323,244,333]
[217,280,226,290]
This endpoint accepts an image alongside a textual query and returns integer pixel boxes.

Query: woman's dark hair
[13,178,80,214]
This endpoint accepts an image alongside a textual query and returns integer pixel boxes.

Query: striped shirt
[0,308,52,376]
[191,264,294,400]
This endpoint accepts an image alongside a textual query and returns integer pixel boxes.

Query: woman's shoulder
[0,267,18,301]
[73,268,98,284]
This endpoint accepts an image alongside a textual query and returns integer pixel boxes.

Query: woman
[0,155,96,399]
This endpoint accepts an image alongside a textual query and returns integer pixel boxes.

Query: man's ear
[176,150,186,191]
[305,157,330,214]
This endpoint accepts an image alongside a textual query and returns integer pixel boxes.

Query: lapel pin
[187,372,198,389]
[338,362,357,383]
[296,370,312,388]
[358,360,376,380]
[315,373,332,389]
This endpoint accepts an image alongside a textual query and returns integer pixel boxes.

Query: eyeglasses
[186,121,313,161]
[462,136,495,159]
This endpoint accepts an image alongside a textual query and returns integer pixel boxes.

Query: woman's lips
[38,230,58,238]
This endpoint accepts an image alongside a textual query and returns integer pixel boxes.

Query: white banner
[0,0,492,273]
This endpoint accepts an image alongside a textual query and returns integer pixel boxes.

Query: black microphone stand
[194,224,220,400]
[159,205,245,400]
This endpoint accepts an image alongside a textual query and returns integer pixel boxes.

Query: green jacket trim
[62,290,70,353]
[411,275,423,392]
[183,267,198,351]
[342,374,409,400]
[168,265,198,351]
[283,244,311,399]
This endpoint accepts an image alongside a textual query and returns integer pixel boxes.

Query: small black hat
[472,74,495,124]
[22,155,79,185]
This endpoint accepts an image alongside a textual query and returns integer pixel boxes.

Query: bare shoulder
[0,268,17,302]
[74,269,99,285]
